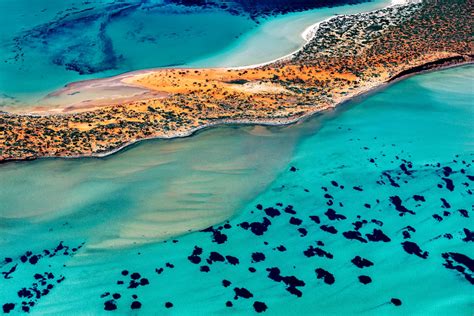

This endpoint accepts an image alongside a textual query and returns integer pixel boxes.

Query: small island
[0,0,471,162]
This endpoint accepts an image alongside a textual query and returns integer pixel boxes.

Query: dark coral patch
[389,196,415,215]
[366,229,391,242]
[315,268,335,285]
[289,217,302,225]
[233,287,253,299]
[351,256,374,268]
[239,217,271,236]
[284,205,297,215]
[401,241,429,259]
[303,246,333,259]
[441,178,454,191]
[320,225,338,234]
[325,208,346,221]
[226,256,240,265]
[461,228,473,242]
[298,228,308,237]
[104,300,117,311]
[343,231,367,243]
[391,298,402,306]
[358,275,372,284]
[2,303,15,314]
[264,207,281,218]
[201,226,228,244]
[413,195,425,202]
[253,301,268,313]
[207,252,225,264]
[309,215,321,224]
[188,246,203,264]
[441,252,474,284]
[266,267,305,297]
[251,252,265,263]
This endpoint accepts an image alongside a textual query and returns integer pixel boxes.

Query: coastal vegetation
[0,0,471,162]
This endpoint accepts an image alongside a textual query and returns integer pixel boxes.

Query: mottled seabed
[1,65,473,314]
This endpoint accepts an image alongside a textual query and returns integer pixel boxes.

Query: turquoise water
[193,0,393,68]
[1,66,472,314]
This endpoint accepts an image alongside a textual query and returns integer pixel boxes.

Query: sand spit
[0,0,471,162]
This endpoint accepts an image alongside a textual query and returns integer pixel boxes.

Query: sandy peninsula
[0,0,472,162]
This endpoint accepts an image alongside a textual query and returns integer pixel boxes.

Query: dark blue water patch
[3,0,251,80]
[166,0,374,19]
[12,3,138,75]
[441,252,474,285]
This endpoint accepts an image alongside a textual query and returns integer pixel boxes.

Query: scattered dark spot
[343,231,367,243]
[391,298,402,306]
[2,303,15,314]
[442,178,454,191]
[320,225,338,234]
[266,267,305,297]
[366,229,391,242]
[389,196,414,215]
[309,215,321,224]
[264,207,280,218]
[226,255,239,265]
[325,209,346,221]
[233,287,253,300]
[104,300,117,311]
[253,301,268,313]
[315,268,335,285]
[289,217,302,225]
[413,195,425,202]
[358,275,372,284]
[401,241,429,259]
[441,252,474,284]
[251,252,265,263]
[351,256,374,269]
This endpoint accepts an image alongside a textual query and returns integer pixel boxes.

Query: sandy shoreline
[3,59,470,165]
[70,60,474,159]
[1,0,471,163]
[211,0,414,70]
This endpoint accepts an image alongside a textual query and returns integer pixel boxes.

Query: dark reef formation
[167,0,373,18]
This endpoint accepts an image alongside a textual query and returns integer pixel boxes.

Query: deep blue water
[1,66,472,314]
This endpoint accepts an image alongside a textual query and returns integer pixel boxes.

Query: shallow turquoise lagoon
[1,66,472,314]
